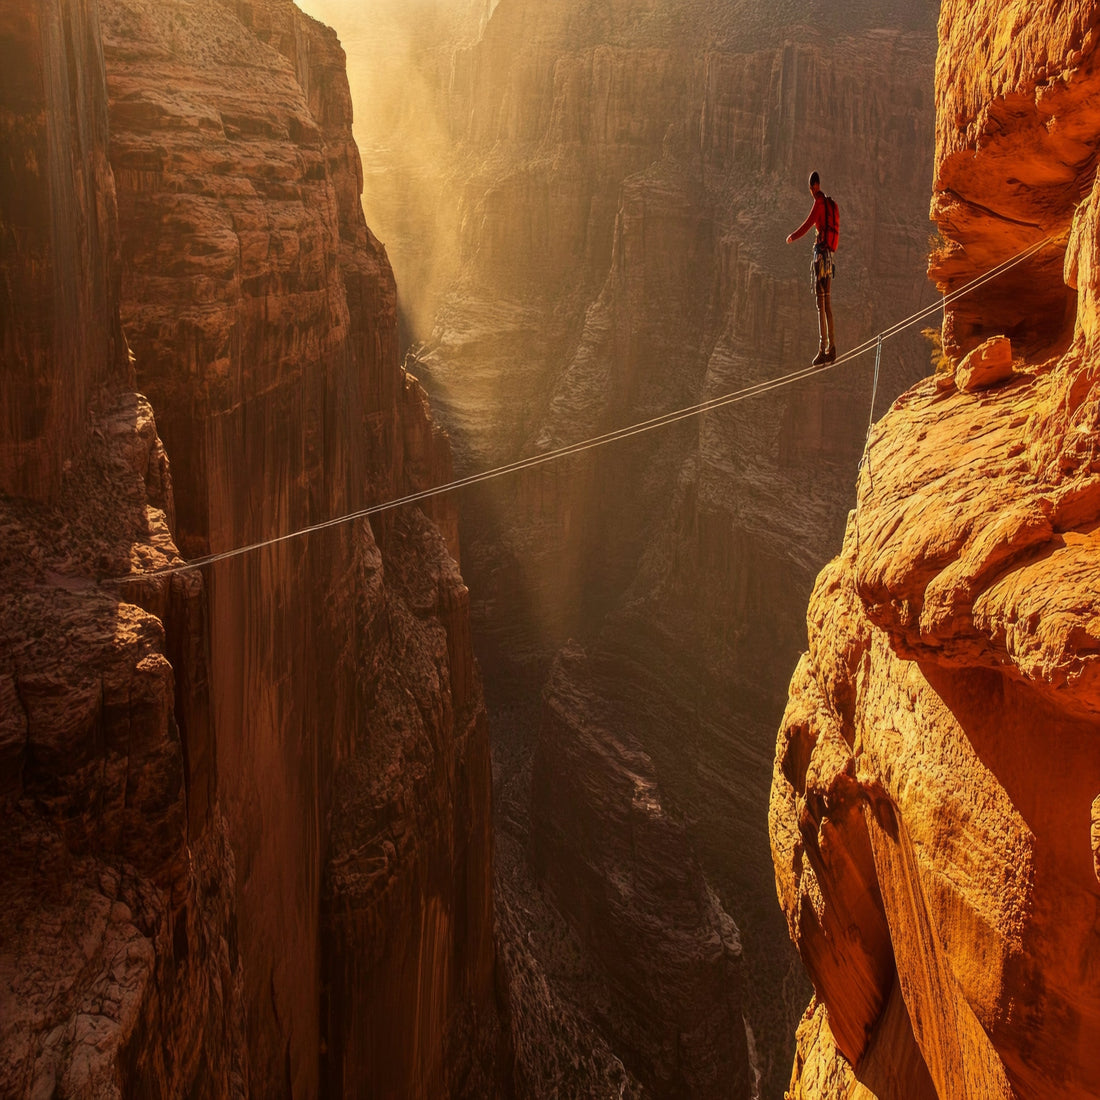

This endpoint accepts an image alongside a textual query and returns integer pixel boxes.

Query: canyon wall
[1,1,501,1096]
[518,25,937,1095]
[772,2,1100,1096]
[304,0,938,1094]
[1,2,245,1094]
[0,0,127,502]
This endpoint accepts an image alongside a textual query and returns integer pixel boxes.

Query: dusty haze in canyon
[296,0,939,1094]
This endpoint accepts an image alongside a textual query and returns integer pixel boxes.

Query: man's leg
[813,281,830,365]
[822,282,835,357]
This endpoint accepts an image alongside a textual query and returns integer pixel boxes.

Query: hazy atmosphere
[5,0,1100,1097]
[295,0,938,1094]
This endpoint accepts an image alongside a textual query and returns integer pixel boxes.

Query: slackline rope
[858,334,884,482]
[114,231,1059,582]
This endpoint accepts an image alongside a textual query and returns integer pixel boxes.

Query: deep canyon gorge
[294,0,939,1093]
[3,0,1100,1098]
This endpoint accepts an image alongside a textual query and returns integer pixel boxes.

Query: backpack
[820,194,840,252]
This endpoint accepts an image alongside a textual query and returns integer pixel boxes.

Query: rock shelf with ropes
[111,230,1062,583]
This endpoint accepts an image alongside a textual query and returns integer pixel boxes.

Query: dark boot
[826,345,837,362]
[812,346,828,367]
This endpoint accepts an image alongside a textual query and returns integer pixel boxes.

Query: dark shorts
[812,246,834,294]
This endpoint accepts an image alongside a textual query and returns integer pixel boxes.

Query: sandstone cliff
[308,0,938,1094]
[1,0,501,1096]
[772,2,1100,1096]
[0,0,127,503]
[2,3,244,1094]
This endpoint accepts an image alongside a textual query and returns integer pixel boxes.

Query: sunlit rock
[774,2,1100,1095]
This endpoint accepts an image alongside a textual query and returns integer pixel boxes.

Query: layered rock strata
[2,0,500,1096]
[773,3,1100,1096]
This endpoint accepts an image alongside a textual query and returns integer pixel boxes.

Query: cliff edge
[772,3,1100,1097]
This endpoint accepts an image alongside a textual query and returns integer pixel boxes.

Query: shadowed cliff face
[772,2,1100,1097]
[2,0,501,1096]
[300,0,938,1094]
[0,0,128,502]
[100,1,501,1095]
[1,3,245,1094]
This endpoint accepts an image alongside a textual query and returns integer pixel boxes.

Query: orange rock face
[1,0,500,1096]
[773,4,1100,1097]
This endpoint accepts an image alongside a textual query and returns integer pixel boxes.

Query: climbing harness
[111,232,1060,583]
[812,243,835,290]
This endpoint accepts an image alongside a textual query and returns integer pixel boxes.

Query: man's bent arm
[786,195,823,244]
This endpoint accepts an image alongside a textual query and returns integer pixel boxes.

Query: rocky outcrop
[2,0,500,1096]
[772,3,1100,1096]
[0,410,246,1097]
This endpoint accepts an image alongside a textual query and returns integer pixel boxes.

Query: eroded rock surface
[773,4,1100,1096]
[2,0,501,1096]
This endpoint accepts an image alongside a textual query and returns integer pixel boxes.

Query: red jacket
[790,193,839,251]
